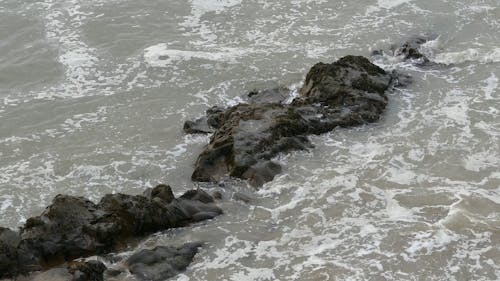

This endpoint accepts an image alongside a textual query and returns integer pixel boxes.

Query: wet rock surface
[393,36,429,61]
[0,227,22,277]
[187,55,398,186]
[1,53,412,280]
[247,87,290,104]
[371,35,438,67]
[126,243,202,281]
[68,260,107,281]
[183,117,215,134]
[0,185,222,279]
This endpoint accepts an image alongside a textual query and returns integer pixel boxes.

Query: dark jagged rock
[372,36,438,67]
[183,88,290,135]
[68,260,107,281]
[184,117,214,134]
[187,56,397,186]
[142,184,175,204]
[393,36,428,61]
[0,185,222,279]
[183,106,225,134]
[127,243,202,281]
[0,227,22,277]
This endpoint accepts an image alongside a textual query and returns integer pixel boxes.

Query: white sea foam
[283,82,303,104]
[377,0,412,9]
[419,36,443,58]
[407,148,425,162]
[482,73,498,99]
[0,0,148,106]
[41,1,101,93]
[0,195,13,212]
[366,0,413,14]
[143,43,250,67]
[0,106,110,145]
[406,229,458,257]
[181,0,242,43]
[433,47,500,65]
[464,151,500,172]
[2,0,500,279]
[62,106,108,132]
[165,143,188,158]
[230,268,276,281]
[440,89,470,126]
[190,0,242,14]
[382,189,415,221]
[475,119,500,136]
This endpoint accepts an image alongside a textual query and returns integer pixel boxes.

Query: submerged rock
[372,36,439,67]
[127,243,202,281]
[187,56,397,186]
[0,185,222,279]
[393,36,429,61]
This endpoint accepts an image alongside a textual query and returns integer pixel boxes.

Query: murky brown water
[1,0,499,280]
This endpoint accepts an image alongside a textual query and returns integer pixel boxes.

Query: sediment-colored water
[1,0,499,280]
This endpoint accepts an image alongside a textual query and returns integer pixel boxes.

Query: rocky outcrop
[186,56,398,186]
[0,185,222,279]
[126,243,202,281]
[0,52,411,280]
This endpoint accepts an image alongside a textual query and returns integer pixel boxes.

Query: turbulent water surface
[1,0,499,280]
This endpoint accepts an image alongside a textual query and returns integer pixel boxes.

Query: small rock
[68,260,107,281]
[127,243,202,281]
[147,184,175,204]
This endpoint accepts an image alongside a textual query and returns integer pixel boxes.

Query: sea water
[0,0,499,280]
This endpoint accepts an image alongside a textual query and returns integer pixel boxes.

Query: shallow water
[0,0,499,280]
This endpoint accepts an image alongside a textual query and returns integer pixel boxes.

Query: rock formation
[0,185,221,279]
[186,55,399,186]
[0,52,416,280]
